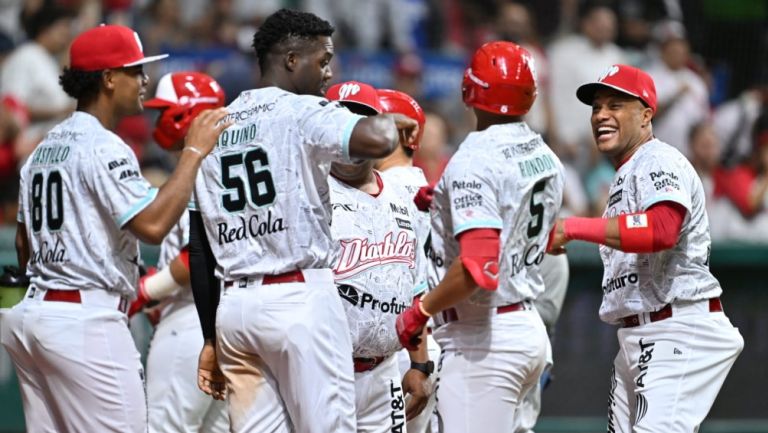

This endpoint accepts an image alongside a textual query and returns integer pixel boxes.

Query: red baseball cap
[325,81,382,114]
[69,24,168,71]
[576,64,657,113]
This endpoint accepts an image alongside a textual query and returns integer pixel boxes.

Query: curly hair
[252,8,334,71]
[59,67,101,103]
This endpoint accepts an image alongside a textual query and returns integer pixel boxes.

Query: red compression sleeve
[458,228,500,291]
[178,247,190,270]
[618,202,686,253]
[564,217,608,244]
[648,202,686,251]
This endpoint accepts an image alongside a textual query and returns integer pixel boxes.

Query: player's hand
[127,267,157,317]
[391,113,419,147]
[396,297,430,351]
[547,219,568,255]
[198,340,227,400]
[402,368,431,421]
[413,185,434,212]
[184,108,233,157]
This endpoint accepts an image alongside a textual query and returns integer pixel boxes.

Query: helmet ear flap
[154,104,190,150]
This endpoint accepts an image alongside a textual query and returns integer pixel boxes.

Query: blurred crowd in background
[1,0,768,243]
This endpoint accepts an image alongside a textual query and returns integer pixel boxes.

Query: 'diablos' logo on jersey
[334,232,416,278]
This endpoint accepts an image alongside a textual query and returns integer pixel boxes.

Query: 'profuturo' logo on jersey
[336,284,408,314]
[334,232,416,278]
[602,272,638,294]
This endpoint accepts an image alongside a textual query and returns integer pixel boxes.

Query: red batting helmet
[144,71,225,150]
[461,41,537,116]
[377,89,425,150]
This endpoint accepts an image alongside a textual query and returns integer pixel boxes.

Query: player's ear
[284,50,298,72]
[641,106,653,128]
[101,69,117,91]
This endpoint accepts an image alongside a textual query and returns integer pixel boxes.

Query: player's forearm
[15,222,28,273]
[189,210,220,341]
[420,259,477,316]
[561,203,685,253]
[407,327,429,363]
[169,254,190,287]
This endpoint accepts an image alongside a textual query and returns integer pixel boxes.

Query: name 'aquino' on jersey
[192,87,365,280]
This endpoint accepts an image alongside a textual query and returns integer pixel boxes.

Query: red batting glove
[396,297,430,351]
[128,267,156,317]
[413,186,434,212]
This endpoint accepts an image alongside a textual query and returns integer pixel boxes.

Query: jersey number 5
[220,148,276,212]
[527,179,547,238]
[30,170,64,232]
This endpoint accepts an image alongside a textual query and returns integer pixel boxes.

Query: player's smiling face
[109,65,149,117]
[590,88,653,164]
[293,36,334,96]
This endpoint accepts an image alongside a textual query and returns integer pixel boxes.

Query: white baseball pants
[433,308,550,433]
[607,303,743,433]
[355,354,407,433]
[1,291,146,433]
[146,302,227,433]
[215,269,357,433]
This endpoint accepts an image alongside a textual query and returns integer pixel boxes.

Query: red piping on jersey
[370,171,384,198]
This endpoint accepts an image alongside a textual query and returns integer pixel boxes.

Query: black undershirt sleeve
[189,209,220,341]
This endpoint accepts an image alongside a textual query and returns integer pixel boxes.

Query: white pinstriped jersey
[330,174,423,358]
[17,112,156,297]
[598,139,721,324]
[429,122,564,307]
[191,87,363,280]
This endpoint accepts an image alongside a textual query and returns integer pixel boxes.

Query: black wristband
[410,360,434,377]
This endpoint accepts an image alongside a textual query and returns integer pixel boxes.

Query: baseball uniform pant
[397,334,442,433]
[146,302,227,433]
[216,269,357,433]
[1,290,146,433]
[433,308,550,433]
[355,354,407,433]
[512,253,569,433]
[607,302,743,433]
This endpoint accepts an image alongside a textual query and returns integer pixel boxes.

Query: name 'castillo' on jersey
[598,139,721,324]
[17,112,157,297]
[330,174,424,358]
[191,87,363,280]
[429,122,564,310]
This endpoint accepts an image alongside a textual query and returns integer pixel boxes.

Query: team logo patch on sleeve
[626,214,648,229]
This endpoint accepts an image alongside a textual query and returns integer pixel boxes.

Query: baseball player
[374,88,442,433]
[549,64,744,433]
[326,80,432,432]
[187,9,419,433]
[129,71,228,433]
[0,25,228,432]
[396,41,565,433]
